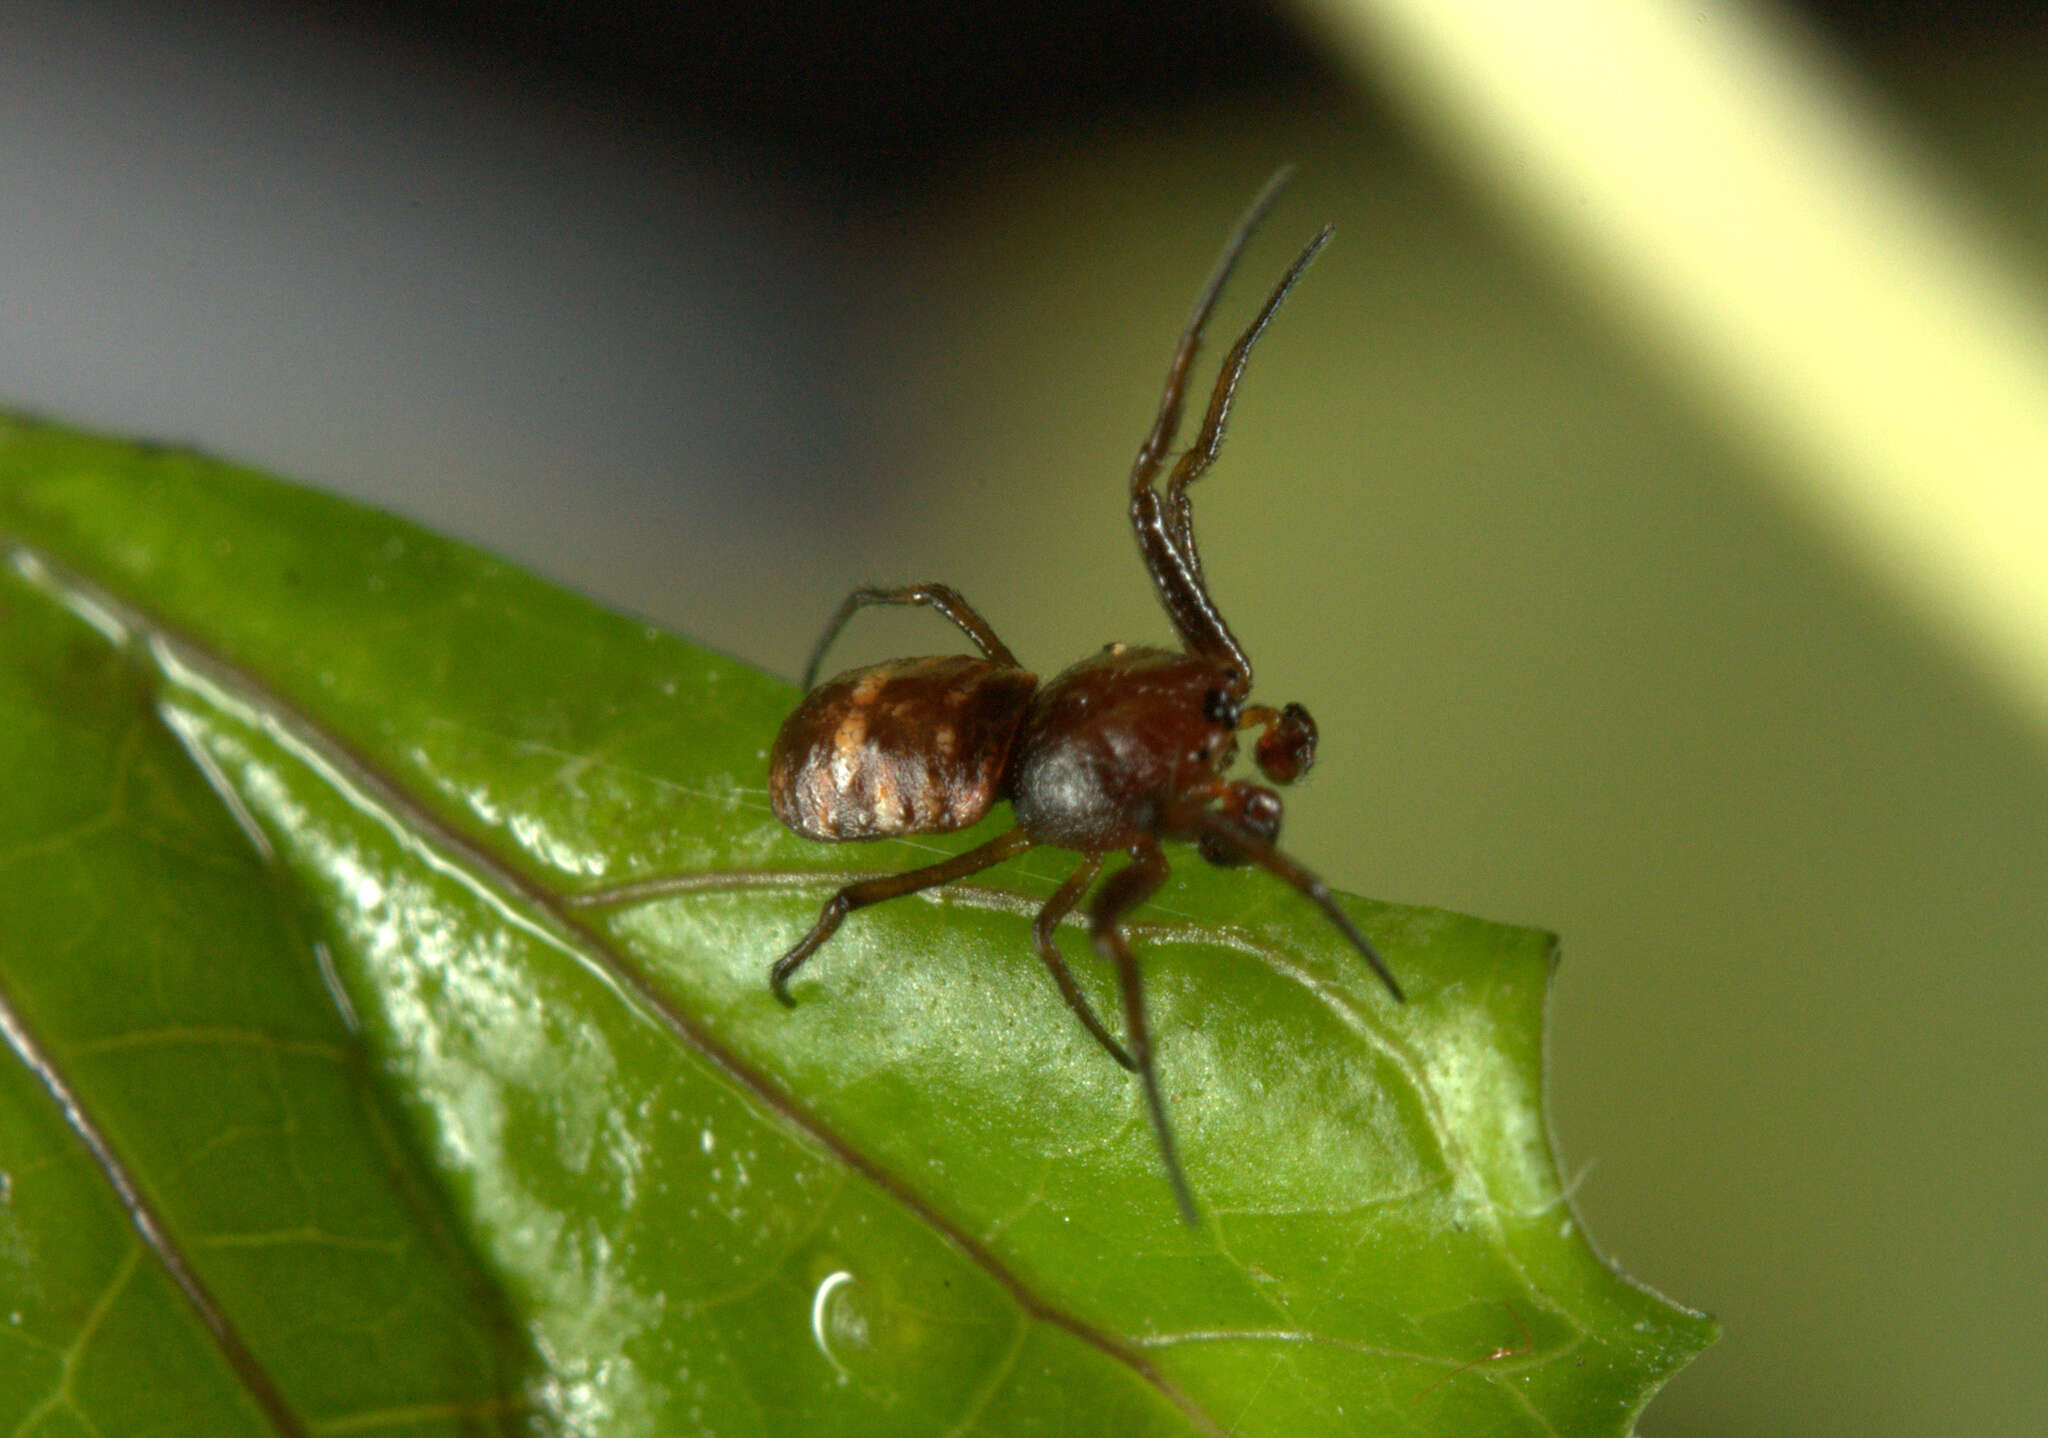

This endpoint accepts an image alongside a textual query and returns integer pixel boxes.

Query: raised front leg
[1126,185,1333,690]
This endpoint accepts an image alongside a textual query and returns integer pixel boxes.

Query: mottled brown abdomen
[769,655,1038,840]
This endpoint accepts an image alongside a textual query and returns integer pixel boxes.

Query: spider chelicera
[766,172,1402,1223]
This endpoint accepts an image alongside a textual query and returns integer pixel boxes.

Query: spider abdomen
[769,654,1039,840]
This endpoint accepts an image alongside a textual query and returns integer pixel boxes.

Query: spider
[766,172,1402,1223]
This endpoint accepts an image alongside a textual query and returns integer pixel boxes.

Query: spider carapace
[766,172,1402,1224]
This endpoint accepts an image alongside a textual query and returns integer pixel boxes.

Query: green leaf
[0,410,1713,1435]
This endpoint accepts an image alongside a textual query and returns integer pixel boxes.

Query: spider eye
[1203,687,1241,727]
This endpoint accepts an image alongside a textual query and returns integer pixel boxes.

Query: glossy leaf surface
[0,412,1713,1434]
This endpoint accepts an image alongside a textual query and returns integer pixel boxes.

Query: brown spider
[766,172,1402,1223]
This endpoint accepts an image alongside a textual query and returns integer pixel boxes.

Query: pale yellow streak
[1297,0,2048,730]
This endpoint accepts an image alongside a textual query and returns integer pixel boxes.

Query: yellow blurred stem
[1298,0,2048,731]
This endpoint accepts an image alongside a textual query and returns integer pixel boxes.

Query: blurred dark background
[4,1,2045,1433]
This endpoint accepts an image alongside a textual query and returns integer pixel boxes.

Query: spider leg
[1131,165,1295,492]
[1129,190,1332,686]
[1090,842,1199,1225]
[1031,854,1133,1070]
[800,584,1018,690]
[1166,801,1404,1003]
[1161,224,1334,529]
[771,827,1033,1004]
